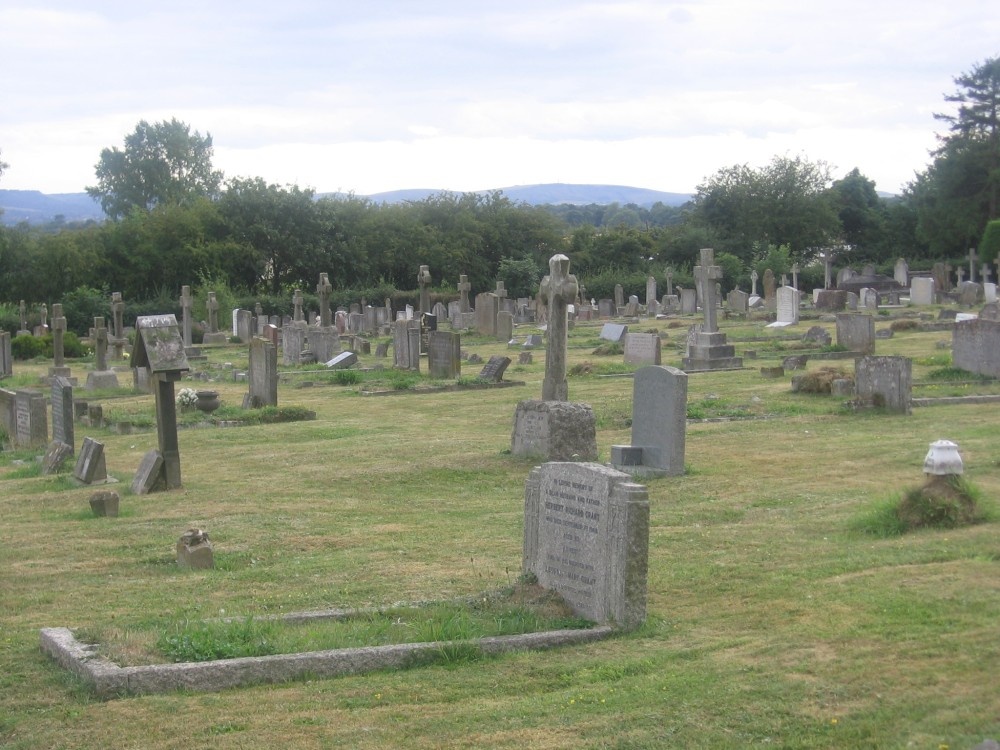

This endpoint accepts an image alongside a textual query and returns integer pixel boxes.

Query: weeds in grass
[158,616,280,662]
[925,366,994,381]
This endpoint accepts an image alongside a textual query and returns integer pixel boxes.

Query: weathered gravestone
[540,254,578,402]
[0,331,11,379]
[109,293,126,359]
[310,273,341,363]
[953,318,1000,377]
[14,390,47,448]
[247,337,278,408]
[428,330,461,379]
[74,437,112,485]
[597,299,615,318]
[42,440,74,475]
[202,292,227,345]
[599,323,628,343]
[763,269,777,311]
[177,528,214,569]
[610,365,687,476]
[854,356,912,414]
[894,258,910,287]
[511,401,597,461]
[475,292,500,337]
[86,317,119,390]
[130,315,189,490]
[622,333,661,366]
[681,249,743,371]
[132,449,166,495]
[478,355,511,383]
[957,281,984,307]
[523,462,648,628]
[282,321,307,365]
[497,310,514,342]
[48,303,73,381]
[727,289,749,315]
[980,302,1000,322]
[835,313,875,354]
[0,388,14,438]
[860,287,879,312]
[815,289,848,311]
[235,309,253,343]
[89,490,120,517]
[50,376,74,453]
[679,288,697,315]
[909,277,935,306]
[392,319,421,371]
[325,351,358,369]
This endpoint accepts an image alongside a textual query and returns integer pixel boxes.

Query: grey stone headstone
[89,490,120,517]
[428,330,461,379]
[599,323,628,342]
[478,355,511,383]
[42,441,74,475]
[854,356,912,414]
[727,289,749,314]
[510,400,597,461]
[497,310,514,342]
[909,277,935,305]
[14,390,47,448]
[614,365,687,476]
[953,318,1000,377]
[622,333,661,366]
[132,449,165,495]
[325,351,358,369]
[392,319,421,371]
[523,461,648,628]
[50,376,75,453]
[835,313,875,354]
[0,331,11,378]
[248,338,278,407]
[74,437,109,484]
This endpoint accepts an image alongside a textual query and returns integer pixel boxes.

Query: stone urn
[195,390,221,413]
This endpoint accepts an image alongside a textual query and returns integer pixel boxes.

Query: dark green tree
[829,168,887,260]
[87,118,223,220]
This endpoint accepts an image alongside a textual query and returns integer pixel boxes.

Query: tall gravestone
[110,292,126,360]
[17,300,30,336]
[202,292,227,345]
[0,331,11,379]
[475,292,499,336]
[50,376,74,454]
[310,272,340,362]
[540,254,577,402]
[727,289,749,315]
[611,365,687,477]
[773,286,800,326]
[763,269,777,311]
[523,462,649,628]
[427,330,461,379]
[131,315,189,490]
[417,265,432,314]
[86,317,120,390]
[49,303,72,380]
[392,319,421,371]
[458,274,472,313]
[496,311,514,342]
[953,319,1000,377]
[909,277,935,305]
[854,356,912,414]
[894,258,910,287]
[14,390,48,448]
[681,249,742,371]
[247,338,278,408]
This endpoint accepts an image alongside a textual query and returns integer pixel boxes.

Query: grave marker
[835,313,875,354]
[854,356,912,414]
[74,437,111,485]
[14,390,48,448]
[50,376,74,453]
[539,254,578,401]
[428,330,461,379]
[611,365,687,476]
[623,333,661,365]
[247,337,278,407]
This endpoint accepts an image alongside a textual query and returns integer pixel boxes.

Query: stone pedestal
[681,332,743,371]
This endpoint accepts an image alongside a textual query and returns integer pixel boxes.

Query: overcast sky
[2,1,997,197]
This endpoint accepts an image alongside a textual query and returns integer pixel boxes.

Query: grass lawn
[2,307,999,749]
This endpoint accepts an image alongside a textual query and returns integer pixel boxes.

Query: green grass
[3,319,1000,748]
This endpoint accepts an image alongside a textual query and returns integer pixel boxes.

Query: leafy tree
[829,168,887,259]
[980,219,1000,265]
[87,118,223,220]
[912,57,1000,256]
[497,256,542,298]
[691,155,839,260]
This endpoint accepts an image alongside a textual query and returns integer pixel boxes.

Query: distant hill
[1,183,694,226]
[0,190,105,225]
[364,183,693,208]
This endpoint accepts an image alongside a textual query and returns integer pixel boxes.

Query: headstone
[523,334,543,349]
[49,303,72,379]
[763,269,777,311]
[110,292,126,359]
[177,528,214,569]
[282,321,307,365]
[511,401,597,461]
[860,287,879,312]
[0,387,14,437]
[89,490,120,517]
[417,265,432,313]
[540,254,578,402]
[854,356,912,414]
[727,289,748,314]
[375,342,389,357]
[131,314,190,490]
[478,355,511,383]
[894,258,909,287]
[74,437,110,484]
[17,299,29,336]
[392,319,421,371]
[835,313,875,354]
[248,337,278,407]
[958,281,984,307]
[682,249,742,371]
[202,292,227,345]
[909,277,935,305]
[750,269,759,296]
[522,462,648,628]
[984,282,997,303]
[623,333,661,365]
[475,292,499,336]
[497,310,514,342]
[791,262,800,291]
[597,299,615,318]
[802,326,832,346]
[610,365,687,476]
[614,284,624,310]
[679,288,697,315]
[458,274,472,313]
[599,323,628,342]
[131,450,166,495]
[953,319,1000,377]
[42,440,73,475]
[14,390,47,448]
[316,272,333,327]
[0,331,12,378]
[518,351,533,365]
[86,317,120,390]
[428,330,461,379]
[179,285,194,348]
[815,289,847,311]
[50,376,74,453]
[623,295,641,317]
[775,286,800,325]
[325,351,358,369]
[235,310,253,342]
[645,276,657,308]
[845,292,859,311]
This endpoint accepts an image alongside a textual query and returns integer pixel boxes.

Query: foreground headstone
[427,330,461,379]
[953,318,1000,377]
[611,365,687,476]
[247,337,278,407]
[0,331,11,378]
[74,437,112,485]
[523,462,648,628]
[511,401,597,461]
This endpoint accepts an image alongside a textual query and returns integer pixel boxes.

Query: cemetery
[3,263,1000,748]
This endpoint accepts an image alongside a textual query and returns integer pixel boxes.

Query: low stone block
[89,490,120,517]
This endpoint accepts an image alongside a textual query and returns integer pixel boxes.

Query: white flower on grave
[176,387,199,407]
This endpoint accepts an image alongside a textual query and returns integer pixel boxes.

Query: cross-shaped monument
[818,251,833,290]
[293,289,304,322]
[539,254,578,401]
[681,249,743,372]
[207,293,220,333]
[495,280,507,300]
[969,248,978,282]
[110,292,125,359]
[417,265,432,314]
[693,248,722,333]
[750,270,759,296]
[49,303,71,378]
[981,263,993,284]
[317,273,333,328]
[458,274,471,313]
[18,299,28,335]
[665,267,674,297]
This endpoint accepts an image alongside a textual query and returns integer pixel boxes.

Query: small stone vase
[195,390,221,413]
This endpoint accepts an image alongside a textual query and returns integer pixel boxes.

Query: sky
[2,1,998,198]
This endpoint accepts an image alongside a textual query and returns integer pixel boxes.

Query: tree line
[1,56,998,323]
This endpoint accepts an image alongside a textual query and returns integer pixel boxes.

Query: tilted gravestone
[854,356,912,414]
[523,462,649,629]
[611,365,687,476]
[42,440,74,475]
[599,323,628,342]
[74,437,112,485]
[478,355,511,383]
[130,315,189,490]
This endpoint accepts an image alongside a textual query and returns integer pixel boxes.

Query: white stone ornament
[923,440,964,476]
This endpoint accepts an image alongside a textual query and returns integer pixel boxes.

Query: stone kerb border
[41,622,613,699]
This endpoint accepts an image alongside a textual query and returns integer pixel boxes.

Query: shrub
[896,475,990,530]
[11,334,46,360]
[795,367,852,394]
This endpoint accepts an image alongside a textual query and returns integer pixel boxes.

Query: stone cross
[981,263,992,284]
[665,267,674,296]
[207,292,219,333]
[94,316,108,371]
[540,254,579,401]
[180,285,194,347]
[458,274,471,313]
[792,262,800,290]
[417,265,432,313]
[111,292,125,359]
[495,280,507,299]
[40,303,48,329]
[957,266,966,285]
[750,269,758,296]
[18,299,27,331]
[819,251,833,289]
[693,248,722,333]
[317,272,332,327]
[780,273,788,287]
[969,247,978,282]
[292,289,304,322]
[51,303,66,367]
